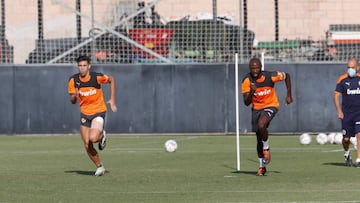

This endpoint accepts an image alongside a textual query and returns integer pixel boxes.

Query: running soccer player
[241,57,293,176]
[68,55,117,176]
[334,58,360,167]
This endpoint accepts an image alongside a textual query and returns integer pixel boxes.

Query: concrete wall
[0,63,345,134]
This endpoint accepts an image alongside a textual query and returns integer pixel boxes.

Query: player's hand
[285,96,293,105]
[337,111,344,120]
[70,94,77,104]
[250,83,257,92]
[70,88,80,104]
[107,99,118,112]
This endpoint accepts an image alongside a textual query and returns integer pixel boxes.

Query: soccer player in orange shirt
[241,57,293,176]
[68,55,117,176]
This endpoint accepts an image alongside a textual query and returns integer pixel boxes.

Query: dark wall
[0,63,345,134]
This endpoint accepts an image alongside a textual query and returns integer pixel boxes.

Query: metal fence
[3,0,360,64]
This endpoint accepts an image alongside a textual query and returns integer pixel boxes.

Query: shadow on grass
[64,170,95,176]
[323,162,351,167]
[64,170,110,176]
[231,170,281,176]
[224,164,280,176]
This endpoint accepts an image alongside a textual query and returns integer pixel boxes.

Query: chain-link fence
[4,0,360,64]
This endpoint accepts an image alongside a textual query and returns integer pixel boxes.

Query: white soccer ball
[316,133,328,145]
[164,139,178,152]
[299,133,312,145]
[334,132,343,145]
[327,132,336,144]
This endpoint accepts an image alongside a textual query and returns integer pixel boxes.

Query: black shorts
[251,107,278,132]
[342,111,360,138]
[80,112,106,128]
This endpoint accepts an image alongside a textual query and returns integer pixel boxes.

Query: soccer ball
[327,132,336,144]
[316,133,328,145]
[164,139,178,152]
[334,132,343,145]
[299,133,312,145]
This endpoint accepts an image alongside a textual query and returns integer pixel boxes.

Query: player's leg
[79,114,106,176]
[80,125,106,176]
[90,116,107,150]
[343,136,352,166]
[257,108,278,165]
[356,133,360,166]
[79,125,102,167]
[353,111,360,167]
[255,131,267,176]
[257,114,271,165]
[343,112,356,166]
[257,114,270,146]
[89,116,104,142]
[252,110,266,176]
[252,110,263,159]
[89,115,106,150]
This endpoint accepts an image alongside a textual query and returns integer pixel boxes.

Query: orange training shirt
[68,72,109,116]
[241,71,285,110]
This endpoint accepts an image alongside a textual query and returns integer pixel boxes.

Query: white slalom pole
[235,53,240,171]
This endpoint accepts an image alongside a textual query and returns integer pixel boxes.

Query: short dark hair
[76,55,91,64]
[249,57,262,67]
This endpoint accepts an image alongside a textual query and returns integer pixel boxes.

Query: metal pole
[76,0,81,42]
[212,0,217,62]
[90,0,95,62]
[37,0,44,63]
[212,0,217,21]
[275,0,279,41]
[242,0,248,61]
[274,0,279,59]
[238,0,244,62]
[1,0,5,63]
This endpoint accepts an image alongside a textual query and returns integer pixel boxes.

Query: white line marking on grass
[108,148,161,152]
[225,201,360,203]
[323,149,343,152]
[100,189,360,194]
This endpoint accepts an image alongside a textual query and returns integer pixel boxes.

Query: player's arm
[107,75,118,112]
[243,92,251,106]
[333,91,343,119]
[284,72,293,105]
[68,78,78,104]
[70,93,77,104]
[242,79,256,106]
[69,88,79,104]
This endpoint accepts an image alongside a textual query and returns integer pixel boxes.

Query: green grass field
[0,134,359,203]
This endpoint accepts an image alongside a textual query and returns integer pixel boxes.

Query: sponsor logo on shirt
[79,89,97,96]
[254,89,271,96]
[347,88,360,95]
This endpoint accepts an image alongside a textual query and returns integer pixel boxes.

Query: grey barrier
[0,63,345,134]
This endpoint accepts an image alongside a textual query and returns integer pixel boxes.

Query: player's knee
[84,142,97,155]
[89,135,98,143]
[257,123,267,130]
[89,130,101,143]
[343,137,350,145]
[83,142,90,150]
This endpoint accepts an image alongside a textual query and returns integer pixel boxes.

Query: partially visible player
[241,57,293,176]
[334,58,360,167]
[68,55,117,176]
